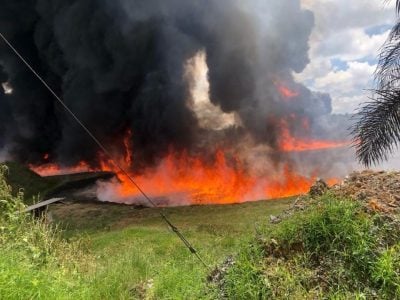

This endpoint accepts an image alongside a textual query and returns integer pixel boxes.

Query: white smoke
[1,82,13,95]
[185,50,241,131]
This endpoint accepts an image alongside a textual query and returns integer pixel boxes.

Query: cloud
[314,61,375,113]
[297,0,395,113]
[315,28,388,61]
[314,61,375,93]
[302,0,394,32]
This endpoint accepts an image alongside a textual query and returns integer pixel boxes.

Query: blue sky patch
[365,24,392,36]
[355,57,378,66]
[331,58,348,71]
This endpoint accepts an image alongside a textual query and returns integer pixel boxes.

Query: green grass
[49,199,292,299]
[0,165,94,299]
[222,194,400,299]
[0,162,293,299]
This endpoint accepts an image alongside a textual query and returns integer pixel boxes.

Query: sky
[297,0,397,114]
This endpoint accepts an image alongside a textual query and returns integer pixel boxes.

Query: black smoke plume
[0,0,349,171]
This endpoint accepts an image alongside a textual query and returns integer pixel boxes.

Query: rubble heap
[271,170,400,224]
[309,178,329,198]
[332,170,400,213]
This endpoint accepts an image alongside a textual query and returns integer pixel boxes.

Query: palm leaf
[353,2,400,166]
[375,22,400,90]
[352,89,400,166]
[385,0,400,14]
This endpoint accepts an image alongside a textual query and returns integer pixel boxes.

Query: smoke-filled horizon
[0,0,352,175]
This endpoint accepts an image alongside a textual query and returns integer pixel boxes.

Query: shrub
[0,165,93,299]
[220,194,400,299]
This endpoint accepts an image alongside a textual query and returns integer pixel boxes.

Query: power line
[0,32,209,269]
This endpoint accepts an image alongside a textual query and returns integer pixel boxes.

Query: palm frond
[375,22,400,90]
[352,89,400,166]
[353,8,400,166]
[385,0,400,14]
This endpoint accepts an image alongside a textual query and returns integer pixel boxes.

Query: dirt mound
[270,170,400,224]
[309,178,329,198]
[332,170,400,213]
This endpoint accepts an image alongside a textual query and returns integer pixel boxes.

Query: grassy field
[5,163,398,298]
[1,162,293,298]
[48,199,293,299]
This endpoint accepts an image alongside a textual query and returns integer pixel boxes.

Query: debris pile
[332,170,400,213]
[268,170,400,225]
[309,178,329,198]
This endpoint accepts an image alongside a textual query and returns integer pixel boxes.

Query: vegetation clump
[219,194,400,299]
[0,165,94,299]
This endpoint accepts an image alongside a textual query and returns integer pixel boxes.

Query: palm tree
[352,1,400,166]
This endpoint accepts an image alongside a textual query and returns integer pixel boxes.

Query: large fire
[31,148,323,205]
[28,71,349,206]
[96,149,321,205]
[30,126,347,206]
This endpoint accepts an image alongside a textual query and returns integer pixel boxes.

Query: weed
[221,194,400,299]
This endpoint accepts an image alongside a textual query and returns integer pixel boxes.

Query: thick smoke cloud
[0,0,347,171]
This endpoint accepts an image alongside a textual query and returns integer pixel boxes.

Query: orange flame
[30,161,93,176]
[29,126,343,205]
[279,119,349,152]
[275,82,299,99]
[97,149,320,205]
[264,164,316,198]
